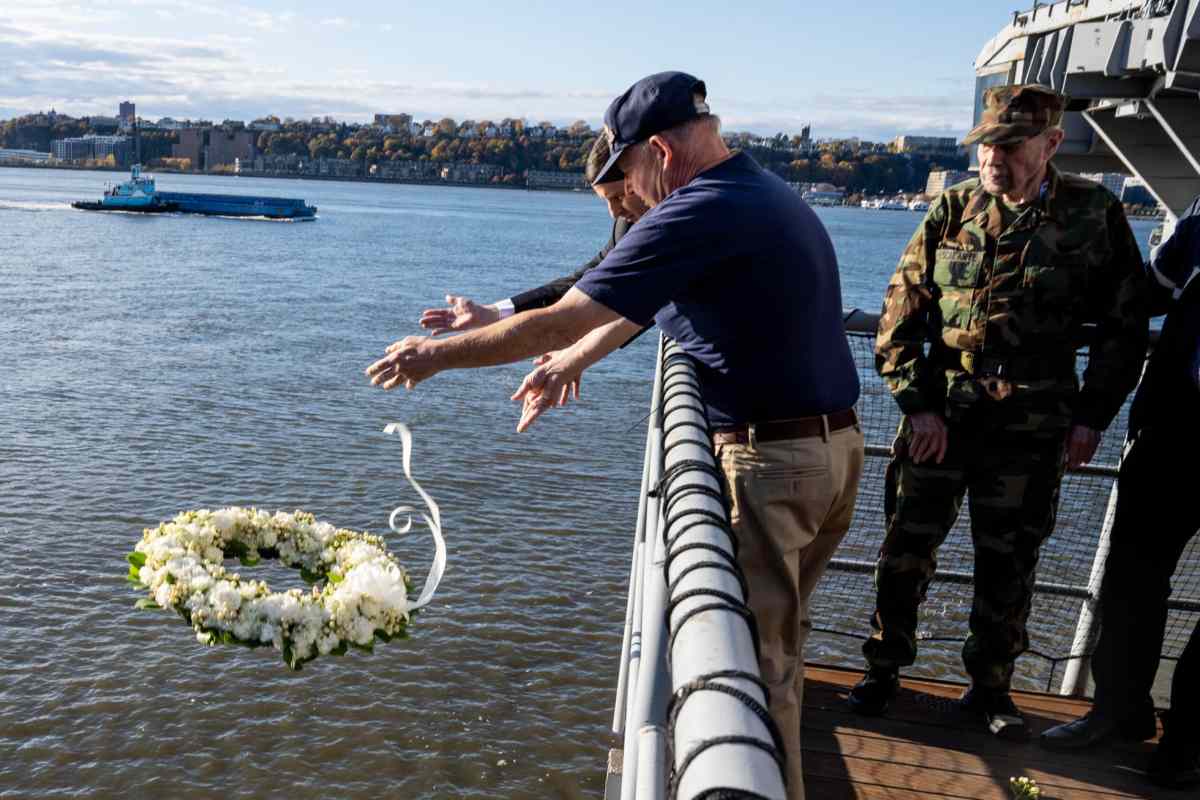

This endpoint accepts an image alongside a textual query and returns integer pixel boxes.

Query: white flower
[211,508,236,535]
[211,581,241,616]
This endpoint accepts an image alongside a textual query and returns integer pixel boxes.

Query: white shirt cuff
[493,298,515,318]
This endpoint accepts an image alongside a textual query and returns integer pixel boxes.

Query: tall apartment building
[119,101,136,124]
[173,128,256,170]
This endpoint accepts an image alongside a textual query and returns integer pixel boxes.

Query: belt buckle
[978,361,1014,401]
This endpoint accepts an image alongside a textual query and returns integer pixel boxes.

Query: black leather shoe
[1040,712,1117,751]
[1148,741,1200,790]
[960,686,1029,741]
[847,668,899,716]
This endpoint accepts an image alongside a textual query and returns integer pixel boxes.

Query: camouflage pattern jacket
[875,165,1148,433]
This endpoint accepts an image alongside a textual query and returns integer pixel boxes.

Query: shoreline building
[173,128,256,171]
[893,135,963,158]
[50,134,132,165]
[925,168,974,196]
[0,148,51,165]
[526,170,587,190]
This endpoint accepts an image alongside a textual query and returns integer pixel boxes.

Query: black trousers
[1091,427,1200,748]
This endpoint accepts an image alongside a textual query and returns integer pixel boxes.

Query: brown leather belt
[711,409,858,446]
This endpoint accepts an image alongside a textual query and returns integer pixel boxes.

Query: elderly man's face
[618,143,666,209]
[977,129,1063,197]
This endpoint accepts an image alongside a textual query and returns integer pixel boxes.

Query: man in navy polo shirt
[365,72,863,797]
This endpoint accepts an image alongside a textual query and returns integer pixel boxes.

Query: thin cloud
[0,6,972,138]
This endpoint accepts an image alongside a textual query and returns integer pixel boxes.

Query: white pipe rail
[609,336,785,799]
[659,341,786,800]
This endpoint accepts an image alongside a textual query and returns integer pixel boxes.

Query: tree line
[0,112,968,194]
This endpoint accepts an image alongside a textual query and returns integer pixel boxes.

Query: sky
[0,0,1027,140]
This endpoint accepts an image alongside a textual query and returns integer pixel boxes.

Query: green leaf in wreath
[350,639,375,653]
[330,641,348,657]
[328,571,344,585]
[127,564,141,581]
[126,552,147,568]
[164,572,176,585]
[299,567,322,585]
[239,554,260,567]
[225,540,249,559]
[134,598,160,610]
[374,630,393,643]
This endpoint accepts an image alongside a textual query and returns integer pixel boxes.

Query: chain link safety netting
[807,327,1200,698]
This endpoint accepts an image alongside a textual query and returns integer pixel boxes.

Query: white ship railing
[607,336,786,800]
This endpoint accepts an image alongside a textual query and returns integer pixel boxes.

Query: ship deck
[801,664,1182,800]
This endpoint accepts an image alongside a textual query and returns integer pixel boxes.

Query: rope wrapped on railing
[658,340,787,800]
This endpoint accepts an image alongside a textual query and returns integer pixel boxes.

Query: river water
[0,167,1159,798]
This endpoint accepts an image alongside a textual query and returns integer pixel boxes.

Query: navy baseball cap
[592,71,709,186]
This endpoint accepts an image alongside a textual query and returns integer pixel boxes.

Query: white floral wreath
[126,424,445,670]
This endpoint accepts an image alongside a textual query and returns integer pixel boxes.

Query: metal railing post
[1060,477,1121,696]
[620,335,668,800]
[614,376,660,733]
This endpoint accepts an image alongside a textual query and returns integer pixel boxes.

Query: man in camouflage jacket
[847,84,1149,740]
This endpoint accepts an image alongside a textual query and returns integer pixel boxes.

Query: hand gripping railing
[608,336,786,800]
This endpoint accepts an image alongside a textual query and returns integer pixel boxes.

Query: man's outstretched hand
[511,351,583,432]
[419,295,500,336]
[366,336,441,390]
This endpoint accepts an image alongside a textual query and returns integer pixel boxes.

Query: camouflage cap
[961,84,1066,146]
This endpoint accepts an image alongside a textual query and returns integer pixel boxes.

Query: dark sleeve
[1148,200,1200,318]
[511,218,627,312]
[1072,202,1151,431]
[874,199,948,416]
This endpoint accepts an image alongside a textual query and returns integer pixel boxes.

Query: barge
[72,165,317,220]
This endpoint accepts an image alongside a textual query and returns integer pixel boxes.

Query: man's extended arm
[367,287,622,389]
[511,317,643,432]
[1072,202,1151,432]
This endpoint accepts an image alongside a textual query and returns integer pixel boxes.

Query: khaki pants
[716,422,864,800]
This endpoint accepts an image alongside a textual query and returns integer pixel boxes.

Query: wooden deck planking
[800,664,1187,800]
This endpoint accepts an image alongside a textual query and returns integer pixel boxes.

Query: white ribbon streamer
[383,423,446,612]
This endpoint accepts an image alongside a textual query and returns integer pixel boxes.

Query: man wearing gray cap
[849,84,1149,740]
[366,71,863,798]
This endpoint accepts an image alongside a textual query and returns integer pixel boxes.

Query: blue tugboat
[72,165,317,220]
